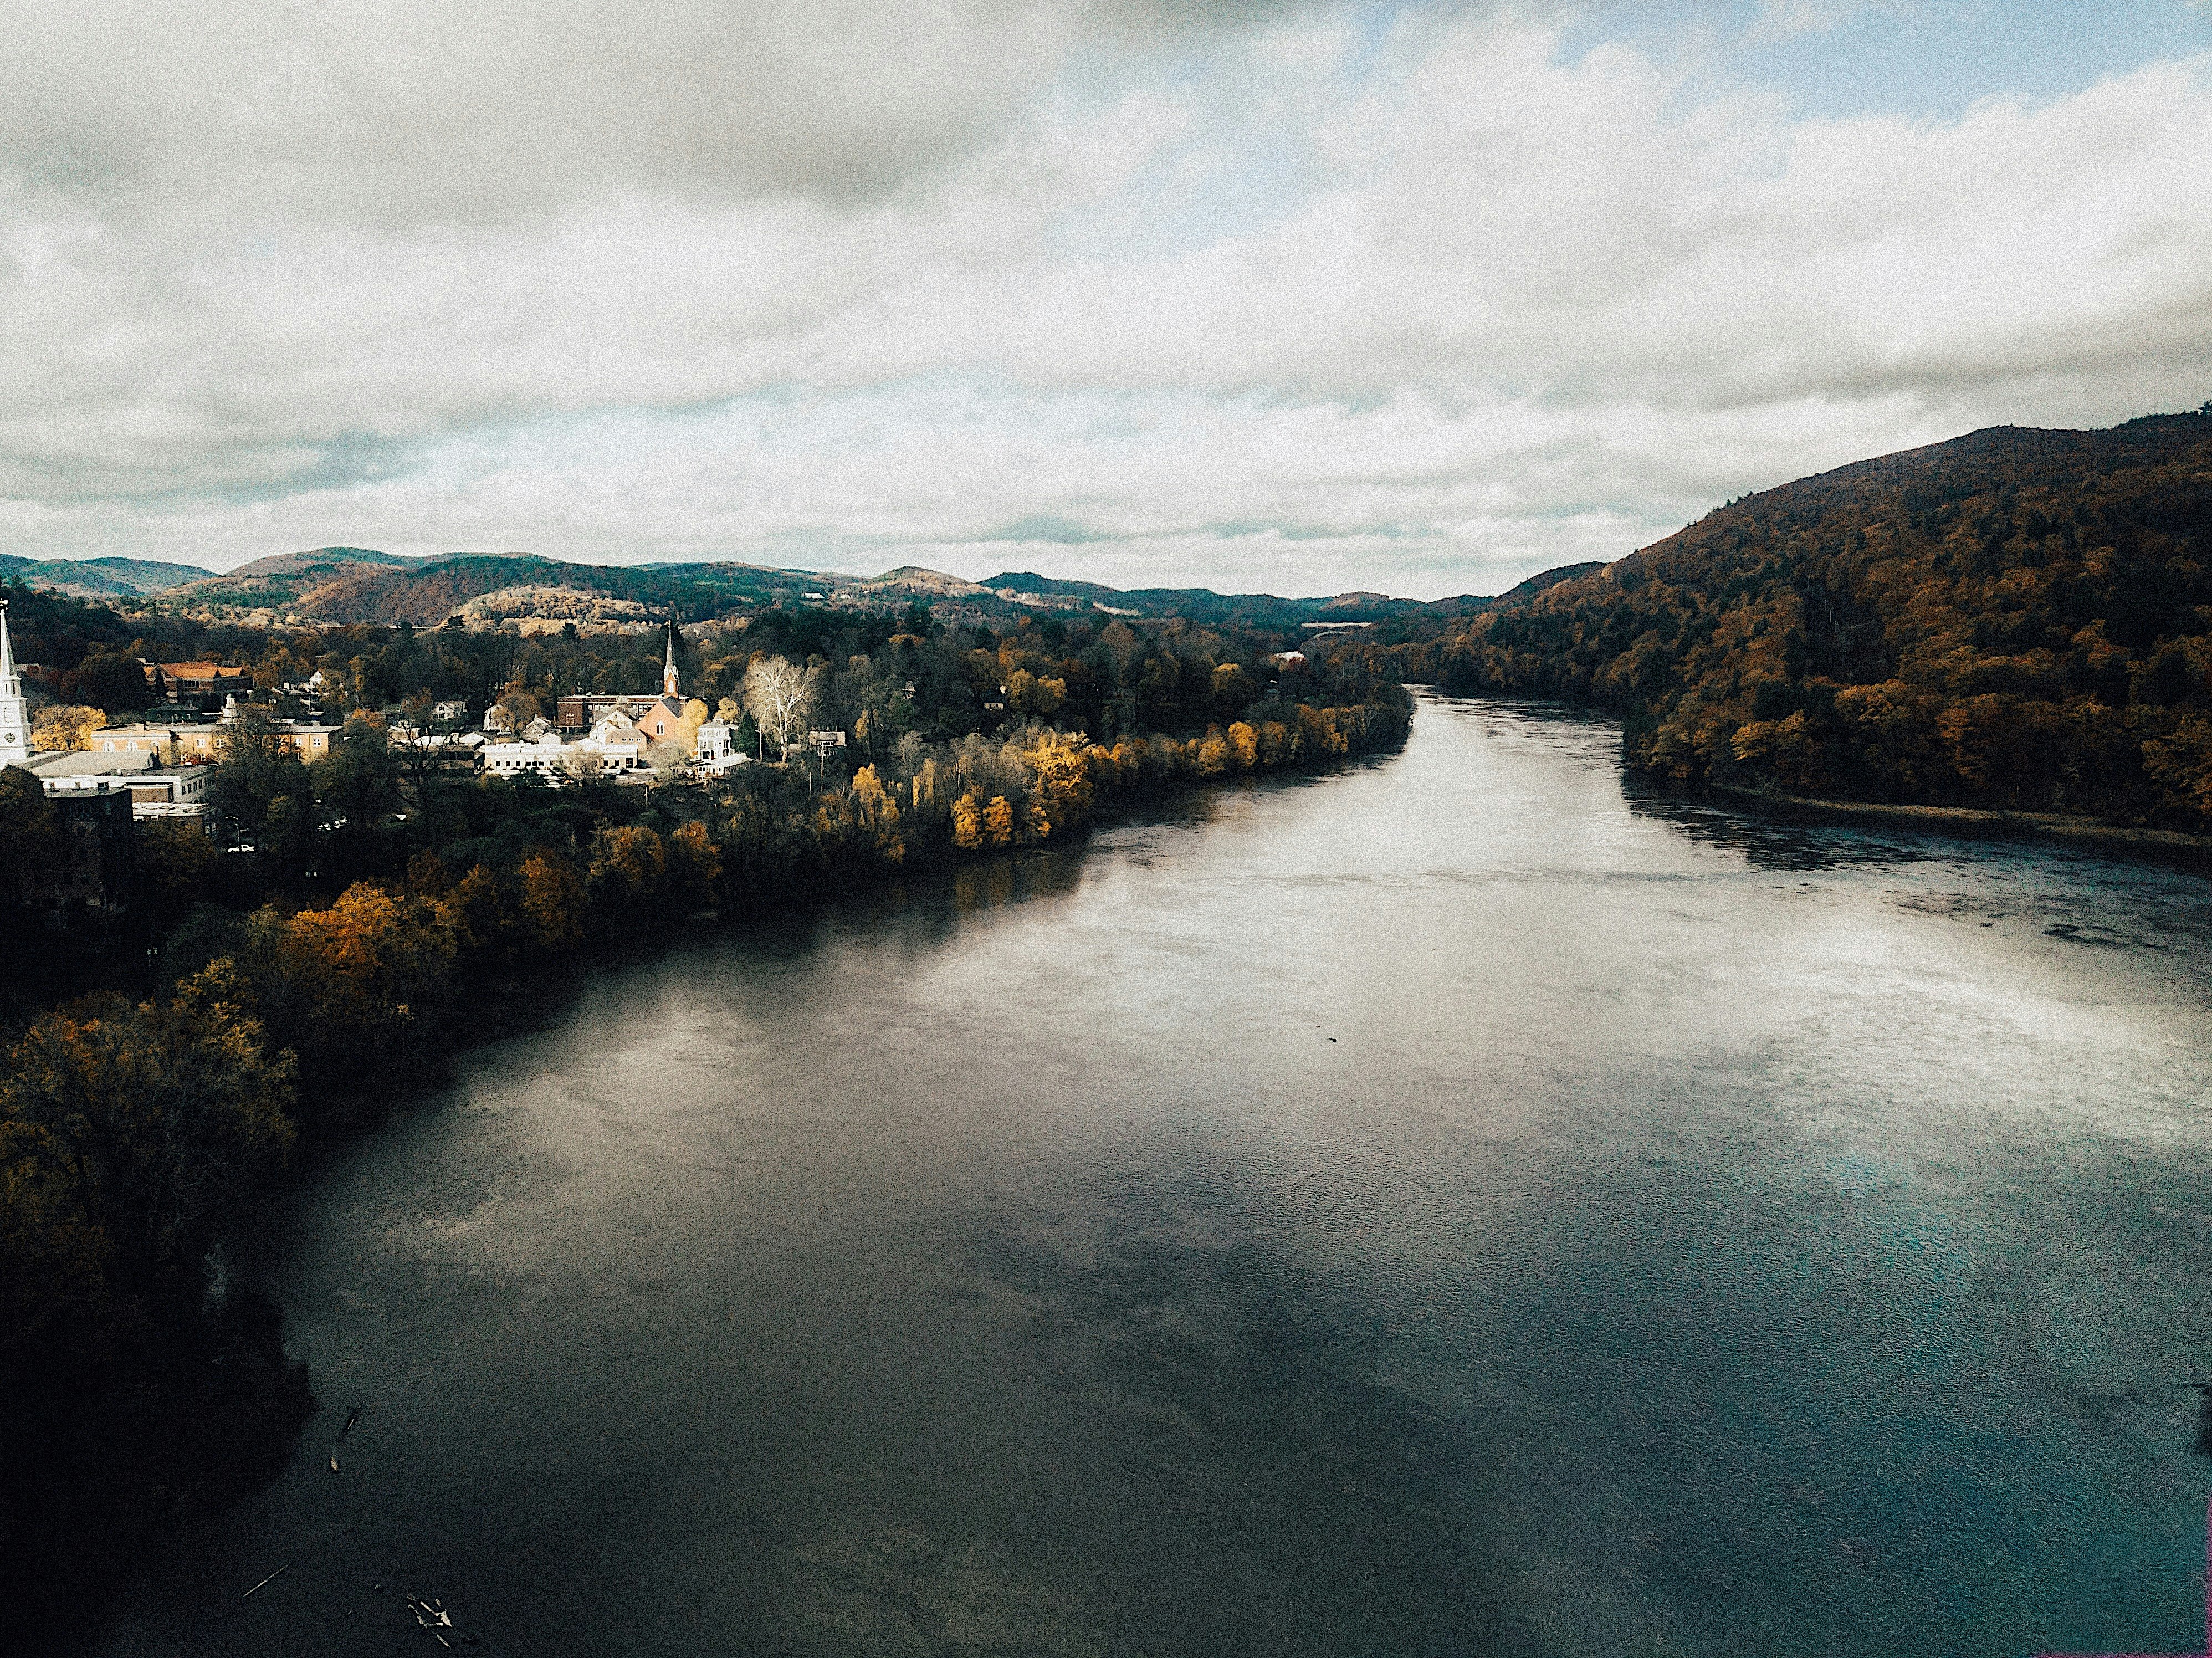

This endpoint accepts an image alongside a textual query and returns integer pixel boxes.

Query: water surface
[101,694,2212,1657]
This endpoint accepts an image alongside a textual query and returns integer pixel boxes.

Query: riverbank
[1705,781,2212,869]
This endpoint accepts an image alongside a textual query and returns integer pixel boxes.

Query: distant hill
[1410,412,2212,831]
[981,571,1435,626]
[0,555,216,598]
[140,546,1457,628]
[168,551,822,624]
[856,566,996,600]
[224,546,412,579]
[102,541,1592,634]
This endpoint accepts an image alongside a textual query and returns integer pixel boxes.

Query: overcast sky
[3,0,2208,598]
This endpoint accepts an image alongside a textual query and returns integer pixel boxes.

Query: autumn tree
[491,689,542,734]
[667,821,724,902]
[0,962,296,1288]
[848,765,905,863]
[233,883,457,1093]
[951,790,983,850]
[588,823,669,908]
[678,697,711,754]
[30,705,104,751]
[519,847,587,950]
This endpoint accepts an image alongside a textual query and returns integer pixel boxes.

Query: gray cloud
[1,1,1087,220]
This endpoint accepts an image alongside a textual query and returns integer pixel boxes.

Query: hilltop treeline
[191,552,792,626]
[1389,412,2212,827]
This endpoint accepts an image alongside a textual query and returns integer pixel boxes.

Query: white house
[693,719,747,776]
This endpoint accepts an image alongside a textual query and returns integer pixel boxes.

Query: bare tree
[741,656,812,761]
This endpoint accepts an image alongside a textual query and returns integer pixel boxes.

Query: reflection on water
[1625,786,1931,872]
[96,693,2212,1658]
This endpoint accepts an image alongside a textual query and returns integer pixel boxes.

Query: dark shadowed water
[99,694,2212,1658]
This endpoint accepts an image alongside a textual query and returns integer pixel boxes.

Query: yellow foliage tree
[1023,732,1095,835]
[983,795,1015,847]
[269,883,457,1065]
[1227,721,1258,770]
[679,697,711,753]
[951,790,983,850]
[30,705,104,751]
[2143,712,2212,819]
[850,764,905,863]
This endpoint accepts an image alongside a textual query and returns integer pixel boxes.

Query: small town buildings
[25,750,217,822]
[480,732,578,780]
[90,697,340,763]
[478,627,726,784]
[88,725,184,760]
[141,660,251,701]
[481,706,661,781]
[553,692,642,727]
[552,690,695,735]
[552,625,696,737]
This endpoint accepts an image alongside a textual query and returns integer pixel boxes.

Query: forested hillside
[170,550,805,623]
[1407,412,2212,828]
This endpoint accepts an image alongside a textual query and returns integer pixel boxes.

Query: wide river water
[100,693,2212,1658]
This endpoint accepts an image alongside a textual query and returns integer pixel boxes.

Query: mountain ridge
[1402,411,2212,830]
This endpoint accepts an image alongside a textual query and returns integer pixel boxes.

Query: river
[98,692,2212,1657]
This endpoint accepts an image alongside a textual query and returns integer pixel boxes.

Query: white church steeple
[662,622,680,699]
[0,600,27,764]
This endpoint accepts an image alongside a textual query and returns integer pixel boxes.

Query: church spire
[0,600,27,763]
[662,621,680,699]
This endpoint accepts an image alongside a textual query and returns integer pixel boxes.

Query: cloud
[0,1,1093,221]
[2,3,2208,596]
[1744,0,1898,43]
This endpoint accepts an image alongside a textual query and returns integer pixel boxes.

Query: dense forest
[0,592,1410,1621]
[1385,411,2212,828]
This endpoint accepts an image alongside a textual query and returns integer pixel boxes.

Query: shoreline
[1415,687,2212,869]
[1704,782,2212,868]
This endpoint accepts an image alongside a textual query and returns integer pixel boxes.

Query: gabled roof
[156,661,250,678]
